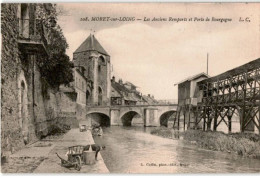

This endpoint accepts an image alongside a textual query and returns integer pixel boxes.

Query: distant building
[142,94,158,105]
[110,76,157,106]
[124,81,138,91]
[111,77,140,105]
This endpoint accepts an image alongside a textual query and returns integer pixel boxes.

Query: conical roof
[74,34,109,56]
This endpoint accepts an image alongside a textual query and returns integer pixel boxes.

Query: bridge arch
[86,112,110,127]
[159,110,176,127]
[121,111,143,126]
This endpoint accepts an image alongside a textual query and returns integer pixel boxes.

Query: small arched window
[86,90,91,105]
[98,56,106,65]
[21,81,25,89]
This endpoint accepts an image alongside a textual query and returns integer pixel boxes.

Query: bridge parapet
[86,104,178,108]
[84,104,178,127]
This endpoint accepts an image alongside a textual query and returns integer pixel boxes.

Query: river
[93,126,260,173]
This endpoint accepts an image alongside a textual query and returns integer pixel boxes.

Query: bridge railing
[157,99,178,105]
[85,103,178,108]
[200,87,260,105]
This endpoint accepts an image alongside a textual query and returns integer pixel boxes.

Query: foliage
[150,128,260,159]
[35,3,73,87]
[39,52,73,87]
[150,127,174,139]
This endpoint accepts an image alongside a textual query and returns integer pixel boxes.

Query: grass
[150,127,174,139]
[150,127,260,159]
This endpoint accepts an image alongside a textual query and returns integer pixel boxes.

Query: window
[19,4,29,37]
[98,87,102,106]
[86,90,91,105]
[98,56,105,64]
[98,65,101,72]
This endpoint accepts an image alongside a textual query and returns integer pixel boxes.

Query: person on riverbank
[83,144,106,160]
[92,125,103,136]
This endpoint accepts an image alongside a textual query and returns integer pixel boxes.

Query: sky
[57,3,260,100]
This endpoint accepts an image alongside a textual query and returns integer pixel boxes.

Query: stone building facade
[1,3,77,157]
[1,3,48,156]
[2,3,25,156]
[73,67,92,105]
[73,34,111,106]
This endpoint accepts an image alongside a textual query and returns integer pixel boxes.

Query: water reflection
[94,126,260,173]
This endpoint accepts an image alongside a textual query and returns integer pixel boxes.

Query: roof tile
[74,34,109,56]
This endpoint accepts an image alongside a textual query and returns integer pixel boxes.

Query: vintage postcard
[1,2,260,174]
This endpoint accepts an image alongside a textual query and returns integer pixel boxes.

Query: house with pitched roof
[175,72,210,106]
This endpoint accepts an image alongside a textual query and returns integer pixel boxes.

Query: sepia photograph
[1,1,260,174]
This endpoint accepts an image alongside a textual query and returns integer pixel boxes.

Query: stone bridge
[84,104,178,127]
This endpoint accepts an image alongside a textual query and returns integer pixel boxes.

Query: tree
[35,3,73,88]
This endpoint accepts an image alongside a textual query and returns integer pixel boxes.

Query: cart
[56,145,85,171]
[56,153,81,171]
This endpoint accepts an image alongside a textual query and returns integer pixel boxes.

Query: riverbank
[2,128,109,173]
[150,127,260,159]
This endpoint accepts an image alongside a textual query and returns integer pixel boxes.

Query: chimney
[111,76,115,83]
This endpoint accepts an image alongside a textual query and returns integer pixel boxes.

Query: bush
[150,127,174,138]
[150,128,260,159]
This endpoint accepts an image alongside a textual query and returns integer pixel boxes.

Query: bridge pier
[110,108,122,126]
[144,108,160,127]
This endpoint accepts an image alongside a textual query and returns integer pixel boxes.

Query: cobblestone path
[1,129,109,173]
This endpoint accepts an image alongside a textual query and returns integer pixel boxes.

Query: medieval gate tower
[73,34,111,106]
